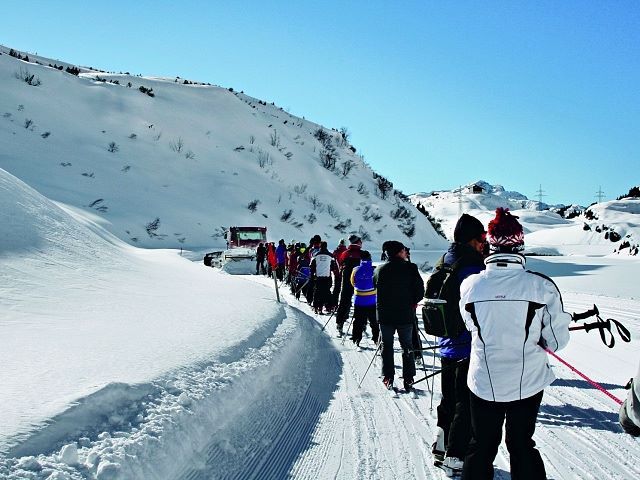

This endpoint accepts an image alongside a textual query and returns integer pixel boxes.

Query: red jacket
[333,245,347,266]
[267,244,277,268]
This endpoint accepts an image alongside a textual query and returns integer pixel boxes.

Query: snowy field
[2,168,640,479]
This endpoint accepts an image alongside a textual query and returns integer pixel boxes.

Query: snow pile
[0,168,287,469]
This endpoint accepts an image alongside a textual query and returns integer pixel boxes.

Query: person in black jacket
[374,240,425,393]
[432,214,487,474]
[255,243,266,275]
[335,235,363,336]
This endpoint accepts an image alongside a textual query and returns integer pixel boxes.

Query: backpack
[422,255,465,338]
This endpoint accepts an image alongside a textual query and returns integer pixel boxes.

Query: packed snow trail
[2,265,639,479]
[256,277,640,480]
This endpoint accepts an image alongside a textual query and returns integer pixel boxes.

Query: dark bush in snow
[280,209,293,222]
[15,67,41,86]
[145,218,161,237]
[584,209,598,220]
[139,85,155,97]
[373,172,393,199]
[247,199,260,212]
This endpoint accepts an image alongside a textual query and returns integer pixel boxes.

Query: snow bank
[0,169,283,458]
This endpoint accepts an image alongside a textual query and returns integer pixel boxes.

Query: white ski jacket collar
[459,254,571,402]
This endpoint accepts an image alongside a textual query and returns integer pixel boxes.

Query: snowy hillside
[0,46,447,252]
[411,180,640,256]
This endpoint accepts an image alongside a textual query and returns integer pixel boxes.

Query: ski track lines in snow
[176,304,341,480]
[0,298,342,479]
[3,272,640,479]
[268,279,640,480]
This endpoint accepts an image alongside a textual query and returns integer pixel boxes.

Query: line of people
[255,234,425,395]
[256,207,575,480]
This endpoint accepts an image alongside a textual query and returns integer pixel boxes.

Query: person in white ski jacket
[458,208,571,480]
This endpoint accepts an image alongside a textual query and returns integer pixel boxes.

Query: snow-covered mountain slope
[0,46,447,252]
[411,180,640,256]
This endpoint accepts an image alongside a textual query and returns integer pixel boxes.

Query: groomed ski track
[244,276,640,480]
[2,273,639,479]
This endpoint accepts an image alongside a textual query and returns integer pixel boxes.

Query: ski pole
[412,358,467,387]
[572,304,599,321]
[358,340,383,388]
[569,317,631,348]
[414,341,471,352]
[411,317,429,391]
[294,278,310,298]
[341,313,354,345]
[430,334,437,411]
[320,310,336,331]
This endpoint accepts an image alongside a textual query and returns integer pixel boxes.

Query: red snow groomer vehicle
[204,226,267,274]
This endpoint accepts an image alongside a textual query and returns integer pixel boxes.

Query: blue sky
[3,1,639,206]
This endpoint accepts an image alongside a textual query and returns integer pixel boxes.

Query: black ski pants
[313,276,333,310]
[380,324,416,382]
[437,357,471,459]
[275,263,285,281]
[256,258,266,275]
[462,390,545,480]
[351,305,379,344]
[336,281,354,327]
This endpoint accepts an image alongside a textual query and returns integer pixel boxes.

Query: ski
[437,463,462,479]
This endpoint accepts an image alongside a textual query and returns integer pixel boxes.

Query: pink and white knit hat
[487,208,524,253]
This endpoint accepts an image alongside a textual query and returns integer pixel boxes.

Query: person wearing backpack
[350,250,379,348]
[428,214,487,475]
[459,208,571,480]
[374,240,424,394]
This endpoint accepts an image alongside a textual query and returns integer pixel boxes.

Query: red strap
[545,349,623,405]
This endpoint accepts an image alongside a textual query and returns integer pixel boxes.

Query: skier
[287,243,300,287]
[331,238,348,310]
[374,240,424,394]
[333,238,347,265]
[266,242,277,278]
[459,208,571,480]
[255,242,266,275]
[335,235,363,336]
[295,247,313,303]
[275,239,287,281]
[350,250,379,348]
[620,359,640,436]
[310,241,339,314]
[432,214,487,473]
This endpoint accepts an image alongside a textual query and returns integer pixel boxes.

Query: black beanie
[382,240,405,257]
[453,214,485,244]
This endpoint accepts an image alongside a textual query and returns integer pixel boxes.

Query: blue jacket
[276,244,287,265]
[351,260,376,307]
[438,243,485,359]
